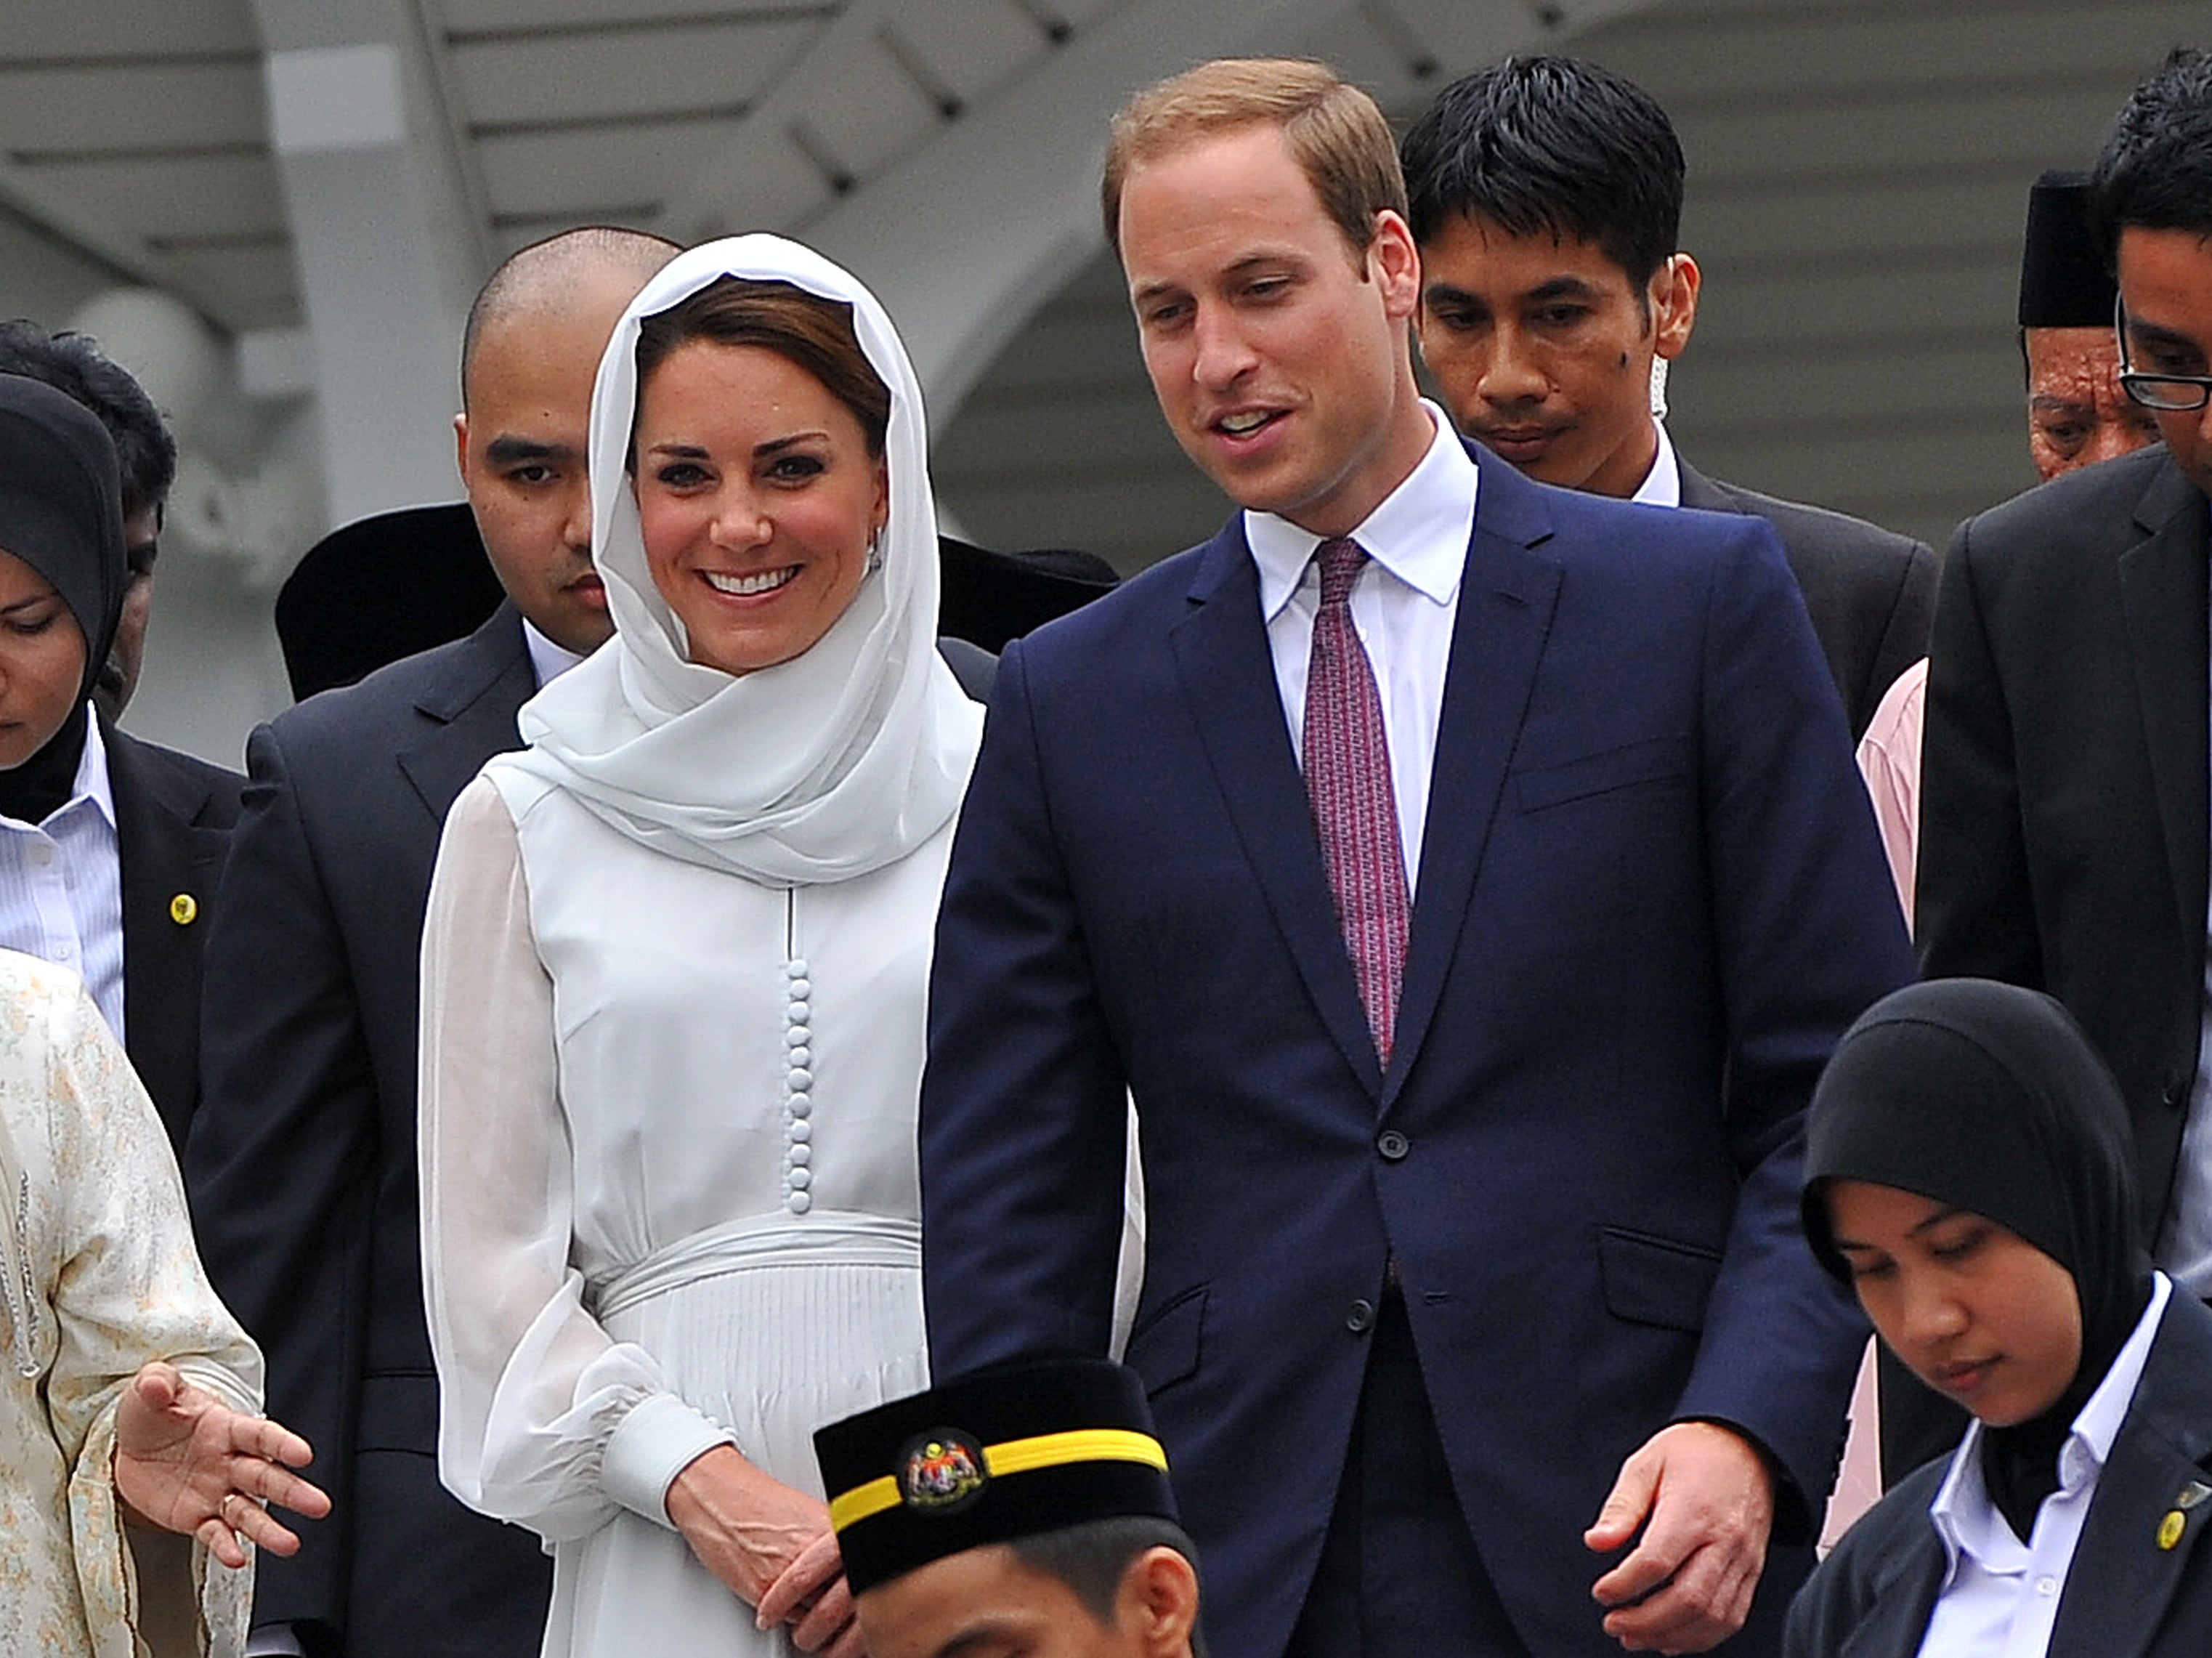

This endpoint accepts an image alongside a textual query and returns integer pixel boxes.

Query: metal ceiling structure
[1,0,2205,758]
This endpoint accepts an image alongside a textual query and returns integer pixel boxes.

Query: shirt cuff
[601,1392,737,1528]
[247,1626,307,1657]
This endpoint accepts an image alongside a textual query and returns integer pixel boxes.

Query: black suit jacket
[186,604,550,1657]
[1920,446,2209,1243]
[1786,1290,2212,1658]
[105,721,242,1151]
[1680,464,1937,740]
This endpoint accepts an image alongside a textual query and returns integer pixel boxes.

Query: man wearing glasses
[1919,45,2212,1352]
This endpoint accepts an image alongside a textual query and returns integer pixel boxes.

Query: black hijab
[0,375,126,823]
[1803,978,2152,1542]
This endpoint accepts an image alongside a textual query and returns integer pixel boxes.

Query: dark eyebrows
[1526,275,1605,304]
[2126,318,2205,357]
[483,434,574,466]
[639,432,833,461]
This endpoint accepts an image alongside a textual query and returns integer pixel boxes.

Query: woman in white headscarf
[418,237,983,1658]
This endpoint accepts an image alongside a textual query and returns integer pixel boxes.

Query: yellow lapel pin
[169,894,198,926]
[2158,1483,2212,1551]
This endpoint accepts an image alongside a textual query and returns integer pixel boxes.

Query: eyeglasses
[2116,298,2212,412]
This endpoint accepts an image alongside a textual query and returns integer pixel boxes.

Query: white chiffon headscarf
[499,235,983,886]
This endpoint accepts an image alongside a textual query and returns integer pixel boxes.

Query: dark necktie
[1302,537,1411,1064]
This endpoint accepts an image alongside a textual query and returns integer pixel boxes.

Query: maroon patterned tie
[1303,537,1411,1064]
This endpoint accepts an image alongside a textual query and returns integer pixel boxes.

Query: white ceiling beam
[251,0,481,527]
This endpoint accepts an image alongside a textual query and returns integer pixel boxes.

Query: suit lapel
[1171,522,1382,1093]
[1385,453,1560,1101]
[2049,1298,2212,1658]
[2117,460,2211,952]
[1837,1540,1947,1658]
[396,606,536,823]
[107,727,222,1141]
[1675,461,1734,517]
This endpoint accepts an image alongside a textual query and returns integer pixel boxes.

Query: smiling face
[2116,225,2212,500]
[0,548,87,769]
[1118,122,1433,539]
[631,339,887,676]
[1414,213,1695,500]
[1826,1178,2083,1428]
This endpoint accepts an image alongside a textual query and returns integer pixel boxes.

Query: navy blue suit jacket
[920,448,1916,1658]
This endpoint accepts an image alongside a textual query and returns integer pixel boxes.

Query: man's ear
[1369,209,1423,323]
[1118,1545,1202,1655]
[1652,252,1701,363]
[453,411,471,485]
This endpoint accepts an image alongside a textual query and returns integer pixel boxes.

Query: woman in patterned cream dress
[418,237,982,1657]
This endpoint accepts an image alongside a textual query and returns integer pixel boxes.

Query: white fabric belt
[588,1210,920,1322]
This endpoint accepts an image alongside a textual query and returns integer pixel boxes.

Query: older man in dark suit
[1399,56,1935,743]
[185,227,676,1658]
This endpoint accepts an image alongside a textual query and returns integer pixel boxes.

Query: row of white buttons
[782,957,814,1215]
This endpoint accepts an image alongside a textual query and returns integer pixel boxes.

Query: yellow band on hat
[829,1428,1168,1532]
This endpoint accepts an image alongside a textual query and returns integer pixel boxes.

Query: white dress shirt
[523,618,588,690]
[1916,1271,2172,1658]
[0,708,123,1042]
[1630,419,1683,508]
[1245,402,1474,895]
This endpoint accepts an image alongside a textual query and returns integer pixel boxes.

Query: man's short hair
[1101,57,1407,264]
[0,319,176,553]
[1399,54,1684,290]
[459,224,679,406]
[2090,46,2212,261]
[1007,1515,1209,1657]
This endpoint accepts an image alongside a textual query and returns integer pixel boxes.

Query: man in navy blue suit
[919,57,1914,1658]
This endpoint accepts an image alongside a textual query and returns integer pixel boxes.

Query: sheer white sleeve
[418,776,733,1545]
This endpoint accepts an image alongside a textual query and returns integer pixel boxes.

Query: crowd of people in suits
[2,33,2212,1658]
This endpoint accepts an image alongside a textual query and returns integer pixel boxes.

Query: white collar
[522,620,588,691]
[0,705,116,833]
[1631,419,1681,508]
[1246,400,1472,622]
[1929,1271,2173,1577]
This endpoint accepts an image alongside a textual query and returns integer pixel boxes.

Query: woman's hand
[665,1445,865,1656]
[113,1361,333,1569]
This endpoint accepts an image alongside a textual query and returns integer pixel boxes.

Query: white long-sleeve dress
[419,770,948,1656]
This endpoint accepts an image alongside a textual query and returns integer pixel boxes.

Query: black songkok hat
[0,373,126,699]
[937,537,1119,655]
[2019,169,2118,328]
[815,1358,1177,1595]
[274,502,506,701]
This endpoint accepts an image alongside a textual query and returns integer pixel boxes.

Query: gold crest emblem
[899,1429,988,1513]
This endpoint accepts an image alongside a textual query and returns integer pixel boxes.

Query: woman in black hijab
[1787,977,2212,1658]
[0,373,240,1149]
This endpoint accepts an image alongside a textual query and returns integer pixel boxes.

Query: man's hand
[1584,1420,1774,1654]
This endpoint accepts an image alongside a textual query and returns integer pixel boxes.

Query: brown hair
[633,277,891,456]
[1101,58,1408,262]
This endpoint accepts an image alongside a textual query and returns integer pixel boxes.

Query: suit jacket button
[1345,1298,1377,1334]
[2163,1069,2188,1107]
[1377,1130,1409,1161]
